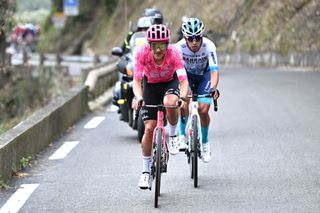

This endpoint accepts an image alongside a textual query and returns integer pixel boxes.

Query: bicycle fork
[186,101,203,158]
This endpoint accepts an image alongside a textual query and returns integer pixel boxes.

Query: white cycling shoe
[168,135,179,155]
[202,142,211,163]
[178,135,188,151]
[138,173,151,190]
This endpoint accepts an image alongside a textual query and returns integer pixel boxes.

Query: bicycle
[183,90,219,188]
[135,101,183,208]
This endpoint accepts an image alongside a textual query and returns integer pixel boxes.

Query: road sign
[63,0,79,16]
[52,12,66,29]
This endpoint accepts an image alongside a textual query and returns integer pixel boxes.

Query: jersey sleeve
[171,46,187,82]
[174,40,183,53]
[206,39,219,72]
[133,45,145,80]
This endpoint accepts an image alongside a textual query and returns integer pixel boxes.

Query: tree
[0,0,15,73]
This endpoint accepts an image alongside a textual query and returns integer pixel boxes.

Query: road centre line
[49,141,79,160]
[83,116,105,129]
[0,184,39,213]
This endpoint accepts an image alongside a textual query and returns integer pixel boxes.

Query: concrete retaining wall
[0,86,88,182]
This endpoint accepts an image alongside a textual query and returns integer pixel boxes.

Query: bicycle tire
[119,104,129,122]
[128,108,133,127]
[154,128,162,208]
[191,115,198,188]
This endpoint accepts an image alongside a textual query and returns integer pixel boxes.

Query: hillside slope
[43,0,320,55]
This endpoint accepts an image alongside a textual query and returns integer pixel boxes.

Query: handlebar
[184,90,220,112]
[134,99,143,125]
[135,100,186,124]
[212,90,220,112]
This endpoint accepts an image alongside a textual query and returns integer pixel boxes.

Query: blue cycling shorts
[187,71,212,105]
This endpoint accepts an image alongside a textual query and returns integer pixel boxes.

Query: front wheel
[154,128,162,208]
[191,115,198,188]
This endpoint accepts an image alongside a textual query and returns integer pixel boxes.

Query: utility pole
[124,0,127,32]
[0,0,10,73]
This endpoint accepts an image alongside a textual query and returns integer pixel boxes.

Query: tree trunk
[0,0,10,73]
[0,27,6,73]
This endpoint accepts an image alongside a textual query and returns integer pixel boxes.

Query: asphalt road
[0,66,319,213]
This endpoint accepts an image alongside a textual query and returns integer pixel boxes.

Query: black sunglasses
[186,35,202,42]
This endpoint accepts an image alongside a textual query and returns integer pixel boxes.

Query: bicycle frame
[136,102,182,207]
[184,93,215,187]
[145,104,177,208]
[151,106,168,174]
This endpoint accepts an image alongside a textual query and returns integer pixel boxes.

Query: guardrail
[84,60,118,99]
[219,51,320,70]
[0,60,119,184]
[8,52,110,66]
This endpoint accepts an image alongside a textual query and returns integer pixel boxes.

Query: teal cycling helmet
[181,17,205,38]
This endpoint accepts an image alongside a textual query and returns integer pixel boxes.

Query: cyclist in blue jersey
[175,17,220,163]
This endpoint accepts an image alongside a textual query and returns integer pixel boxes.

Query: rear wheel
[154,128,162,208]
[119,103,129,122]
[191,115,198,188]
[128,108,133,127]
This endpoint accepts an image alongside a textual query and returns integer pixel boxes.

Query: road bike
[136,102,182,208]
[183,91,219,188]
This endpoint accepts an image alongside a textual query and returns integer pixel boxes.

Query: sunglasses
[186,35,202,42]
[150,42,168,51]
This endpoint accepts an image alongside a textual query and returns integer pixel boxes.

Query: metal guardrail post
[56,54,62,66]
[94,54,100,66]
[40,53,46,65]
[23,51,28,65]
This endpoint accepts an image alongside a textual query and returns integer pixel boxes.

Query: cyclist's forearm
[180,79,189,98]
[211,71,219,89]
[133,78,143,99]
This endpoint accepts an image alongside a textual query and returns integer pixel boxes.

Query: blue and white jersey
[175,37,219,75]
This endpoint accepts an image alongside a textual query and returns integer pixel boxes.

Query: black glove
[209,88,220,99]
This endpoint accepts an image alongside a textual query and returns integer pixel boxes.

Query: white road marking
[0,184,39,213]
[83,116,105,129]
[49,141,79,160]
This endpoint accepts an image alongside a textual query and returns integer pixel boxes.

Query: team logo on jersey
[210,52,216,64]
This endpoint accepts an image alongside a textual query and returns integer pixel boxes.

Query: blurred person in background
[121,8,163,54]
[142,8,163,24]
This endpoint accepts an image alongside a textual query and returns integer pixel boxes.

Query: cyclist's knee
[145,121,156,134]
[198,104,210,116]
[164,94,178,106]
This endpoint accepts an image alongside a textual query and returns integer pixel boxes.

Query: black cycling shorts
[141,74,180,121]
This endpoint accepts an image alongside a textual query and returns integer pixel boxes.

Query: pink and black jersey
[134,44,187,83]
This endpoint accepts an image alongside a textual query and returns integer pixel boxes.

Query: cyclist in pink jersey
[133,24,189,189]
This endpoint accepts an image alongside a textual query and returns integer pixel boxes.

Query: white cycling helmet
[137,16,153,30]
[181,17,205,38]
